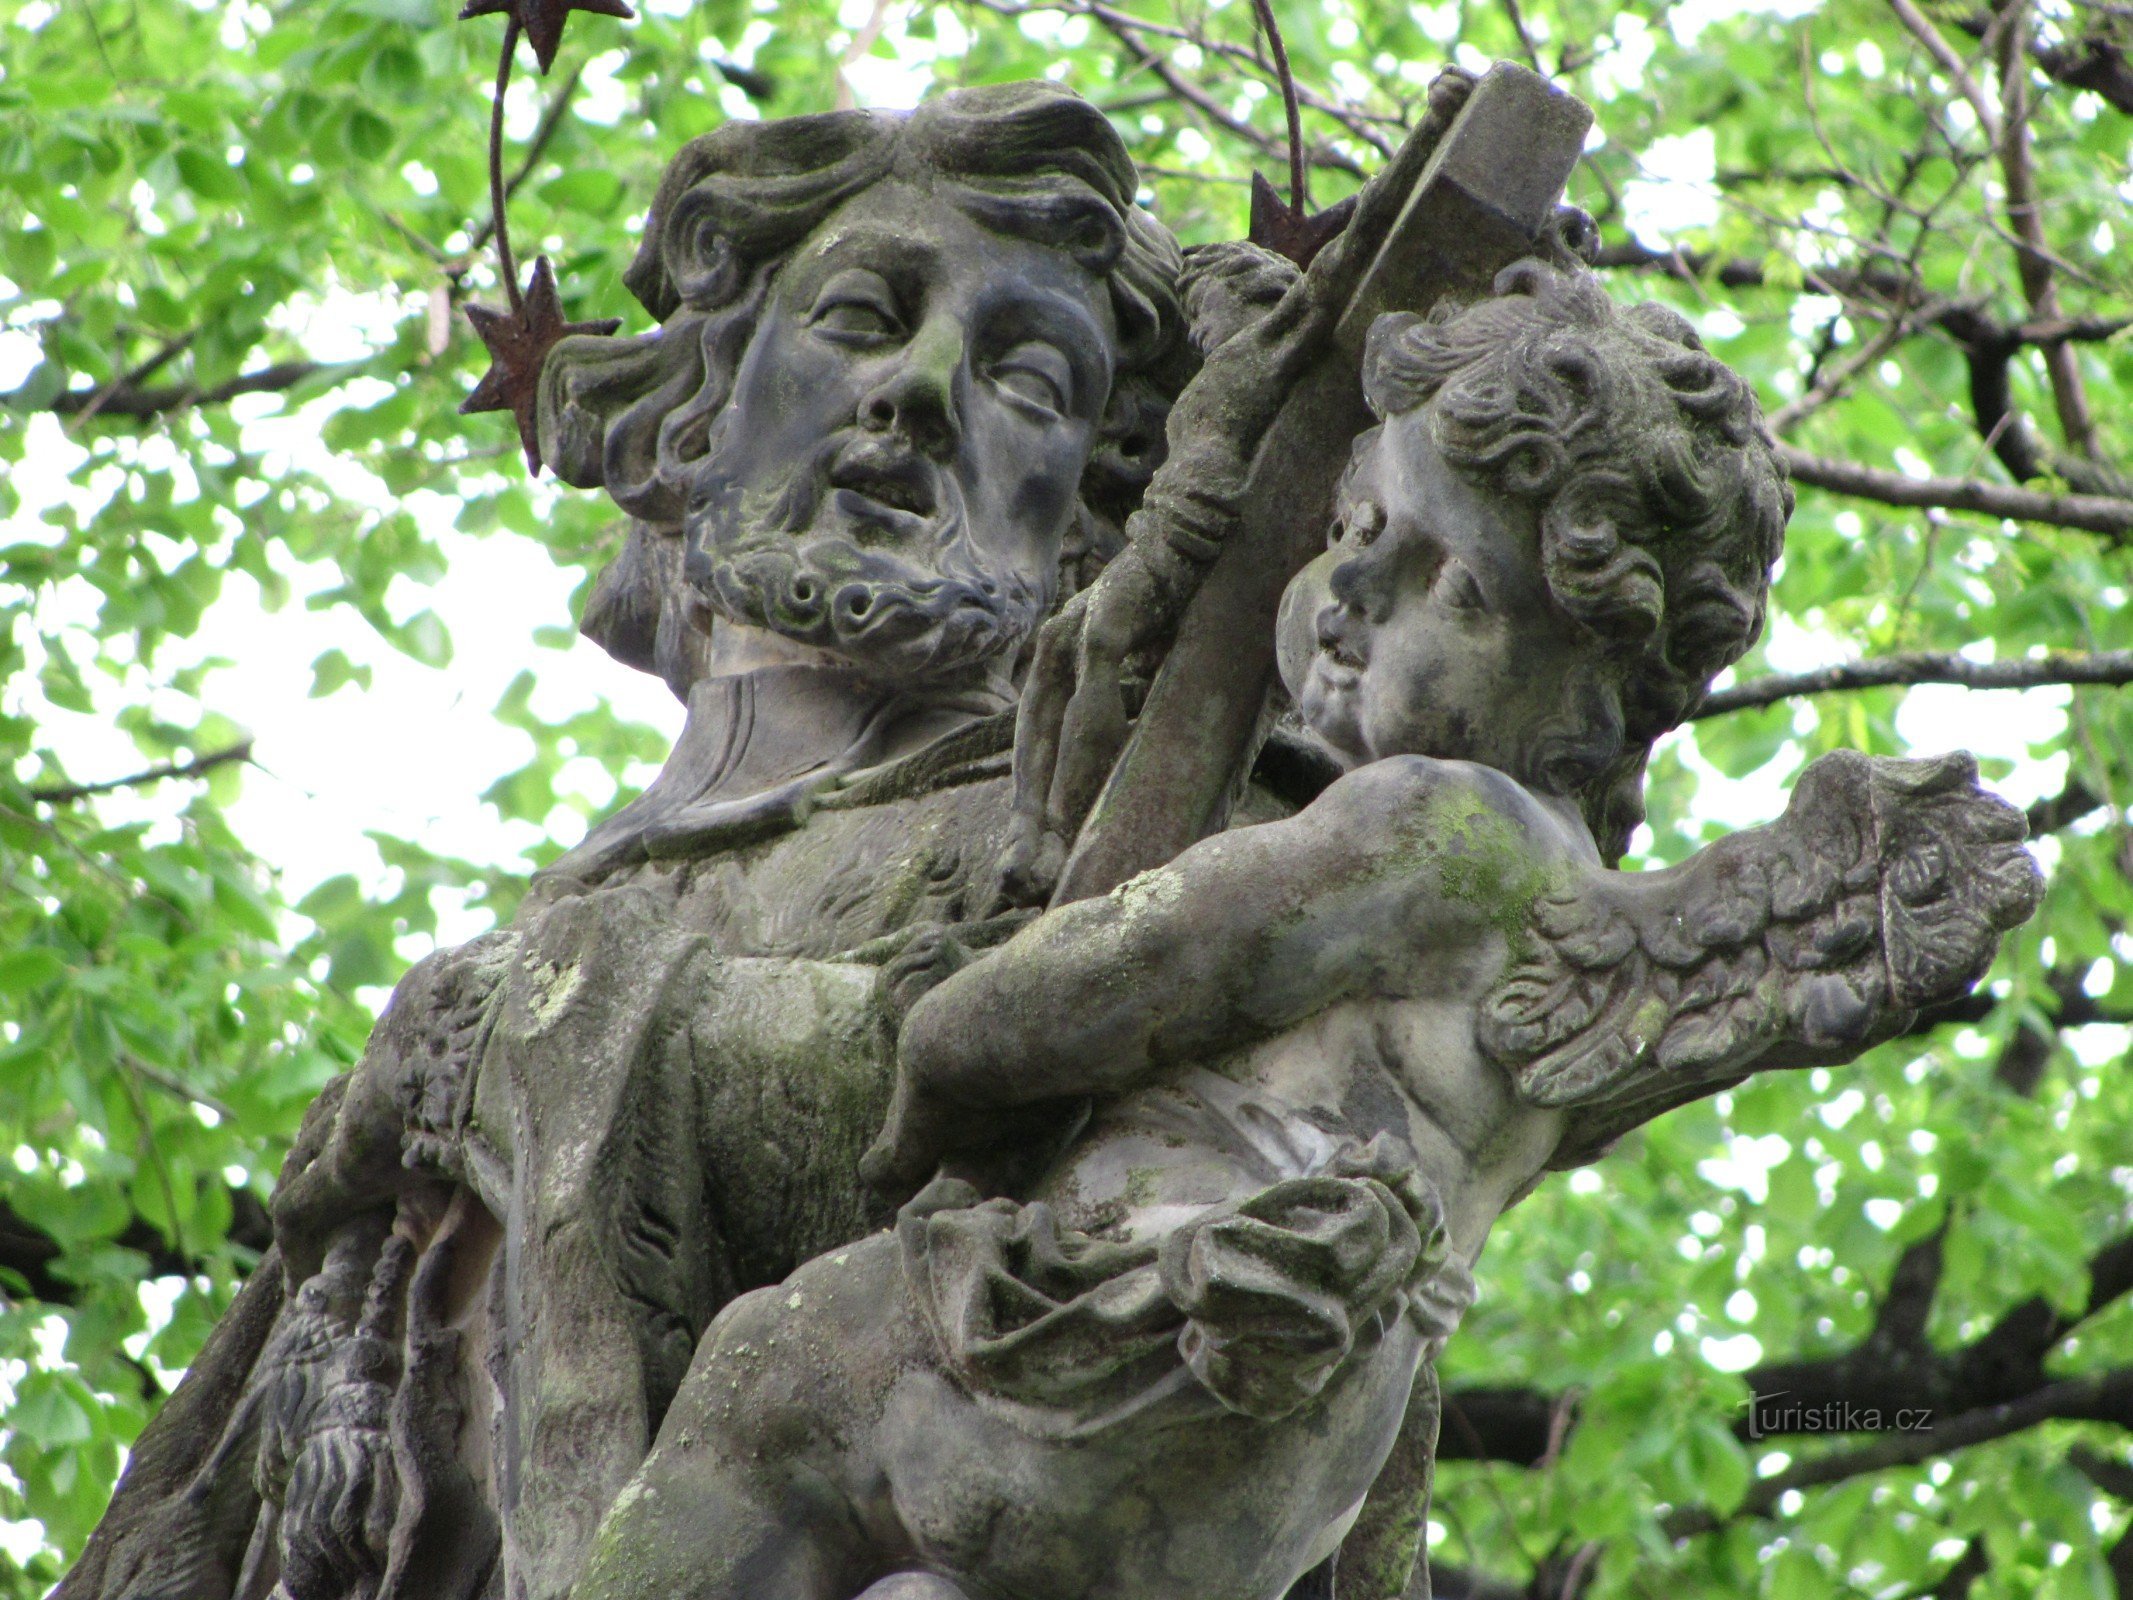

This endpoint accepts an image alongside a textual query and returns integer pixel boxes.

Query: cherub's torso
[1027,774,1585,1266]
[1030,995,1566,1266]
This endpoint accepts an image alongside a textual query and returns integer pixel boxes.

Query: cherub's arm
[866,756,1571,1189]
[1477,750,2042,1168]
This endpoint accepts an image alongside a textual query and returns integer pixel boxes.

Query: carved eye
[988,341,1073,417]
[809,270,903,343]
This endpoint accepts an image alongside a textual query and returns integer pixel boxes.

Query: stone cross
[1052,63,1595,903]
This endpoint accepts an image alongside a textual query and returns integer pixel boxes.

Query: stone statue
[61,80,1200,1600]
[557,262,2041,1600]
[59,67,2039,1600]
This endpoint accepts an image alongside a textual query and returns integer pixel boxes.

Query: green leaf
[0,949,66,993]
[344,107,395,162]
[174,145,245,202]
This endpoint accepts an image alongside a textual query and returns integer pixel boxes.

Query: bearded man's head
[540,83,1190,696]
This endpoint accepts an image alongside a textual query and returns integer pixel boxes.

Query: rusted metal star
[1246,172,1356,269]
[458,0,633,76]
[461,255,621,474]
[1237,0,1354,269]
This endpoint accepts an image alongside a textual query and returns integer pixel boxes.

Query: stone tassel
[271,1222,416,1600]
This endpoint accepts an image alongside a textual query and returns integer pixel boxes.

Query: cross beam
[1052,63,1594,904]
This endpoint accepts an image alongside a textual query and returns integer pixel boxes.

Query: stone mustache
[57,73,2039,1600]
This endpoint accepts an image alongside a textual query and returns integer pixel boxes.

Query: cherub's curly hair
[537,83,1191,698]
[1359,258,1791,860]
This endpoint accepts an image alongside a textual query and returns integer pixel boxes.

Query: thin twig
[1776,445,2133,539]
[966,0,1400,149]
[1499,0,1543,72]
[28,740,254,804]
[121,1054,238,1123]
[834,0,894,112]
[468,57,588,258]
[63,330,197,432]
[114,1057,190,1271]
[1887,0,2003,138]
[1696,649,2133,716]
[1765,311,1926,435]
[960,0,1369,175]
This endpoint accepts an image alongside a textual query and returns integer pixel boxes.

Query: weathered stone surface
[63,79,1196,1600]
[568,261,2037,1600]
[65,66,2041,1600]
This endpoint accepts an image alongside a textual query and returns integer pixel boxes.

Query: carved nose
[1325,549,1389,625]
[859,321,965,460]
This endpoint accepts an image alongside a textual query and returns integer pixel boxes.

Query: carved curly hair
[1358,257,1791,860]
[537,83,1191,698]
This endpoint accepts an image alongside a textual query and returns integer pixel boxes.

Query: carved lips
[825,436,944,535]
[1312,603,1368,683]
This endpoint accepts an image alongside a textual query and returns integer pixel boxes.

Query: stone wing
[1476,750,2042,1161]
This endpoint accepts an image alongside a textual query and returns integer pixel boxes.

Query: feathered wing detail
[1477,751,2042,1164]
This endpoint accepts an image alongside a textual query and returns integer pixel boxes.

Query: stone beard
[683,412,1046,687]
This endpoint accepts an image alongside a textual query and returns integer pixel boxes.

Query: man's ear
[579,521,714,701]
[538,324,710,521]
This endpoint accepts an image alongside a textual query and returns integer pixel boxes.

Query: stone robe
[64,674,1028,1600]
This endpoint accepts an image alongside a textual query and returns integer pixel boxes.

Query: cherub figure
[565,261,2040,1600]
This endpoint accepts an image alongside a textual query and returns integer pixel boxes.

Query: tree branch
[1991,0,2104,464]
[1664,1366,2133,1538]
[2027,776,2107,835]
[1441,1212,2133,1480]
[28,740,254,804]
[1773,445,2133,539]
[1592,243,2129,353]
[1695,649,2133,715]
[0,1186,271,1307]
[1886,0,2005,139]
[1953,9,2133,122]
[1592,244,2131,496]
[16,361,364,422]
[62,330,200,429]
[1439,1386,1559,1467]
[2032,31,2133,113]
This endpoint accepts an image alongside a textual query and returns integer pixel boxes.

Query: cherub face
[1279,405,1619,789]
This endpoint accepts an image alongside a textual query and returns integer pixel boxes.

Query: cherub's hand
[998,267,1332,909]
[1482,750,2042,1122]
[859,1072,962,1203]
[864,926,1001,1201]
[999,547,1174,907]
[879,923,972,1025]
